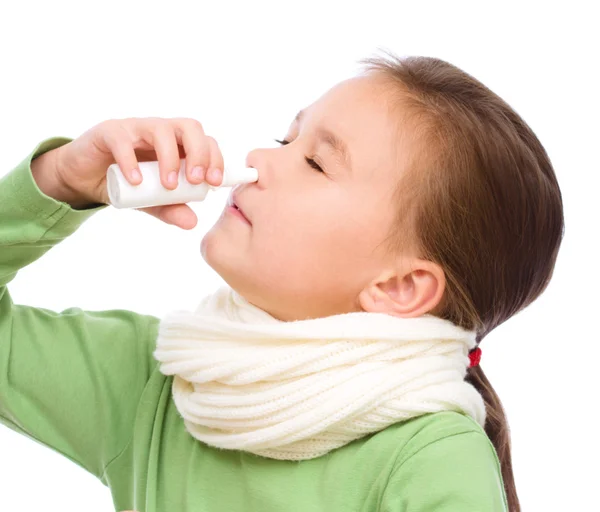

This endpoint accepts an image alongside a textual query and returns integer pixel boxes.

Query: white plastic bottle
[106,159,258,209]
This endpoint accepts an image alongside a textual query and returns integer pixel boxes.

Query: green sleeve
[380,431,509,511]
[0,137,160,481]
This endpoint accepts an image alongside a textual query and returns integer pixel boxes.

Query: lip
[226,191,251,225]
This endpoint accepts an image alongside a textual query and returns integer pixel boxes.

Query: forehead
[304,76,399,176]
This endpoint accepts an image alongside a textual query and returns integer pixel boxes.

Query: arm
[0,137,160,480]
[380,430,509,512]
[29,138,99,209]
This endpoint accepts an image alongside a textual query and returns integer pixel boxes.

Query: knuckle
[116,119,143,144]
[174,117,204,134]
[100,118,120,136]
[184,117,204,129]
[187,118,205,132]
[154,118,171,132]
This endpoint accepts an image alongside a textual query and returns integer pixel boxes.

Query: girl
[0,52,564,512]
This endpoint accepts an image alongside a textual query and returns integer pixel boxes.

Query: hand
[52,117,225,229]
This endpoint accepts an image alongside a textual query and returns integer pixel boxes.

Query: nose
[245,147,273,188]
[245,147,263,170]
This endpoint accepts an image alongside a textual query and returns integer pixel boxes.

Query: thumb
[137,203,198,230]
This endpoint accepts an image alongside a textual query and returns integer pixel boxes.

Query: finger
[137,203,198,230]
[137,118,182,190]
[101,122,142,185]
[171,118,210,184]
[204,135,225,187]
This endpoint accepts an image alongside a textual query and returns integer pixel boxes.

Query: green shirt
[0,137,509,512]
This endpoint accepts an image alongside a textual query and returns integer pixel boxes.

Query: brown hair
[359,51,564,512]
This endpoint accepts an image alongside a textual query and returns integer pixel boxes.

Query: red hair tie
[469,347,482,368]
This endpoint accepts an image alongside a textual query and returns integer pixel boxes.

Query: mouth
[226,193,251,225]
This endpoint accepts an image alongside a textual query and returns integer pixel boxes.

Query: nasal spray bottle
[106,159,258,209]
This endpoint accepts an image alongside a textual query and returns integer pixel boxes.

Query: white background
[1,1,598,510]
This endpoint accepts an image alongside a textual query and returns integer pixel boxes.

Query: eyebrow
[295,109,352,171]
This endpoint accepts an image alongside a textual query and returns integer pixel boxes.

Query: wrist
[30,148,93,210]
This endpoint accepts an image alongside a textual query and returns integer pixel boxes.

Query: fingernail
[131,169,142,182]
[168,171,178,184]
[208,168,221,183]
[191,166,204,180]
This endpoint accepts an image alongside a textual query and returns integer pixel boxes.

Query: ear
[358,259,446,318]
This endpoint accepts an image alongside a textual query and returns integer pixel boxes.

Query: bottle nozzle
[219,167,259,187]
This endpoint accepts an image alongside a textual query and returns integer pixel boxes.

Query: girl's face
[201,75,410,321]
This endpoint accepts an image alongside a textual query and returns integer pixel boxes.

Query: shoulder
[377,412,508,511]
[385,410,489,466]
[369,410,487,463]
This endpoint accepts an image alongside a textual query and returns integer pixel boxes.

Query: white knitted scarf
[153,286,486,461]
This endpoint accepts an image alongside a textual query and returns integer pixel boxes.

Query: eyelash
[274,139,325,173]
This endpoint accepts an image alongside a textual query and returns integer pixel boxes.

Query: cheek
[252,201,377,289]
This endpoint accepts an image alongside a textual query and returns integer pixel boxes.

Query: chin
[200,229,215,264]
[200,228,229,273]
[200,228,247,291]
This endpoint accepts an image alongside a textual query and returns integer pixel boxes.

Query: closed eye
[274,139,325,173]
